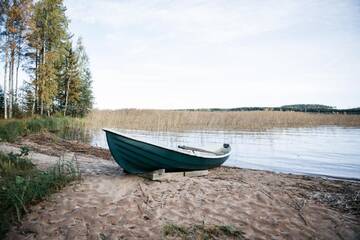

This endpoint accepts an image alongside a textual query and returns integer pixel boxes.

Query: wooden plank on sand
[140,169,166,181]
[140,169,184,181]
[140,169,208,181]
[184,170,208,177]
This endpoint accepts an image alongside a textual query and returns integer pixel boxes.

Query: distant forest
[0,0,93,119]
[182,104,360,114]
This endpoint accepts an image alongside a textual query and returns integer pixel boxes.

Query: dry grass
[84,109,360,131]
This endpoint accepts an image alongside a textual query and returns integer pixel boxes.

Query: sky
[63,0,360,109]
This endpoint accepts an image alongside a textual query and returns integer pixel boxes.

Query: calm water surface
[89,127,360,180]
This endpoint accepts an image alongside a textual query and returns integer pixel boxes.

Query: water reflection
[89,127,360,180]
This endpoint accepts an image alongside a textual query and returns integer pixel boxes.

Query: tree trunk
[9,48,15,119]
[3,46,8,119]
[32,50,39,115]
[64,78,70,116]
[40,41,46,116]
[31,88,36,116]
[40,99,44,115]
[8,66,12,119]
[15,46,21,103]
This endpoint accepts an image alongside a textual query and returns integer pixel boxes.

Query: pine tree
[14,0,32,105]
[1,0,32,118]
[75,37,93,117]
[37,51,58,115]
[57,41,81,116]
[27,0,68,115]
[6,0,31,118]
[18,81,34,114]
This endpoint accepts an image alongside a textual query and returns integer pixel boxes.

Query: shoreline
[224,165,360,183]
[1,133,359,239]
[19,132,360,182]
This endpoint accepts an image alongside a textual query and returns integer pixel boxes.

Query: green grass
[162,224,246,240]
[0,150,80,238]
[0,117,86,142]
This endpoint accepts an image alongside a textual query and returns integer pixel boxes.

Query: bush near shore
[0,149,80,238]
[0,117,84,142]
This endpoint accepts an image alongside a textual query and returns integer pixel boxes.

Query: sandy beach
[1,134,359,240]
[1,0,360,238]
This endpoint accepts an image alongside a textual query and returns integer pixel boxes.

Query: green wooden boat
[103,128,231,174]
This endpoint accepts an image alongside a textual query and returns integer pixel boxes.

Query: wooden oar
[177,145,220,155]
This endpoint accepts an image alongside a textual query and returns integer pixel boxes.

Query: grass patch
[0,117,86,142]
[162,224,246,240]
[0,150,80,238]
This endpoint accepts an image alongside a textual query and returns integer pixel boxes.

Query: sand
[1,140,359,240]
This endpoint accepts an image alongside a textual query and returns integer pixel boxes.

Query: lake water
[89,127,360,180]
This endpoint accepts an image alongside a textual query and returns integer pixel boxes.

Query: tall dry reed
[85,109,360,131]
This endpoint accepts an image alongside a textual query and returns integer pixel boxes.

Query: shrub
[0,117,79,142]
[0,121,27,142]
[26,118,45,133]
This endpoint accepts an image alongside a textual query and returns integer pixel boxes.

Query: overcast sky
[64,0,360,109]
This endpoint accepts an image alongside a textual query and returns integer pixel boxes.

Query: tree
[75,37,93,117]
[18,81,33,114]
[1,0,32,118]
[37,51,58,115]
[27,0,68,115]
[1,0,93,118]
[55,38,93,117]
[56,41,81,116]
[14,0,32,104]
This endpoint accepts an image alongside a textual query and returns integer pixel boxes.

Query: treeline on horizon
[179,104,360,114]
[0,0,93,119]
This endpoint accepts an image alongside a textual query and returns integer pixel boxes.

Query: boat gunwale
[103,128,232,159]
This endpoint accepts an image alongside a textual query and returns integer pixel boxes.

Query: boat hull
[104,129,231,174]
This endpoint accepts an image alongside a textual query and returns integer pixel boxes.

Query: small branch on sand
[138,183,146,198]
[259,189,273,200]
[285,192,308,225]
[138,183,154,204]
[298,212,308,226]
[136,201,144,215]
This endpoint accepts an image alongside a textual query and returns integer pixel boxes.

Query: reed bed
[85,109,360,131]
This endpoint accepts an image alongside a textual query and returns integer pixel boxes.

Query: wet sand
[1,137,359,240]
